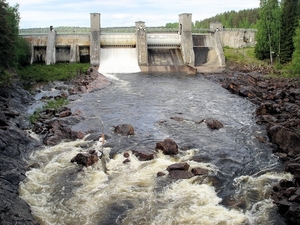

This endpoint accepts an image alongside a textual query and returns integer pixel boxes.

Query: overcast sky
[6,0,260,28]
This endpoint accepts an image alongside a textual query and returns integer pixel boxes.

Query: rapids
[20,72,292,225]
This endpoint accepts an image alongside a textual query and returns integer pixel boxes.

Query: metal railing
[19,27,91,35]
[19,26,257,35]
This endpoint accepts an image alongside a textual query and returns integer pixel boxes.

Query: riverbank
[0,67,110,224]
[203,69,300,224]
[1,65,299,224]
[0,78,40,224]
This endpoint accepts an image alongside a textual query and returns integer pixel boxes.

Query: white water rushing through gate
[98,48,141,74]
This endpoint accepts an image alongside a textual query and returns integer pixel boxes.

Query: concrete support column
[135,21,148,66]
[179,13,195,66]
[30,44,34,64]
[45,26,56,65]
[70,39,77,63]
[90,13,101,66]
[212,32,225,67]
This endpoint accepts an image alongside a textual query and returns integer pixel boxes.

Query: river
[19,72,292,225]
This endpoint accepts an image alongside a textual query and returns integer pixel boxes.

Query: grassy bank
[223,47,269,67]
[18,63,89,124]
[223,47,300,77]
[18,63,90,83]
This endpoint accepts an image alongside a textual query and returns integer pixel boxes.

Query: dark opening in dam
[148,49,184,66]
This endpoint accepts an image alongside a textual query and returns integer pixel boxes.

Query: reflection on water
[20,73,291,225]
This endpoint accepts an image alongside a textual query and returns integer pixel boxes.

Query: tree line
[255,0,300,75]
[194,8,259,29]
[165,8,260,29]
[0,0,30,84]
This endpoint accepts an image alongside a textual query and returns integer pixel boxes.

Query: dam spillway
[99,48,141,74]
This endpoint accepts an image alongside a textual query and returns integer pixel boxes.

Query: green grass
[222,46,299,77]
[18,63,90,83]
[29,97,69,124]
[223,46,267,66]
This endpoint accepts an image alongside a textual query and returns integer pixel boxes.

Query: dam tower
[179,13,195,66]
[90,13,101,66]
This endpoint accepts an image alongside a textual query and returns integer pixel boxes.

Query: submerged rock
[204,118,224,130]
[196,118,224,130]
[113,124,134,136]
[168,170,194,179]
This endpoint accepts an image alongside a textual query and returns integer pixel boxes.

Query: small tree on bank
[0,0,30,84]
[255,0,281,61]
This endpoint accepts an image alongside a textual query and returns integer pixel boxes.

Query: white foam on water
[19,140,251,225]
[234,172,293,225]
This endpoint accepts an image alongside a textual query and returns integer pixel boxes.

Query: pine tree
[0,0,20,73]
[280,0,300,64]
[291,21,300,75]
[255,0,281,61]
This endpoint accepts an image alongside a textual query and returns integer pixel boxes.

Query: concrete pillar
[90,13,101,66]
[45,26,56,65]
[212,32,226,67]
[70,39,77,63]
[135,21,148,66]
[179,13,195,66]
[30,44,34,64]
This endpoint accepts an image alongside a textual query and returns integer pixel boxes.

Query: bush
[0,69,12,85]
[16,36,31,67]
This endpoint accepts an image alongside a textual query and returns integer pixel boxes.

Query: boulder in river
[132,148,156,161]
[167,162,190,171]
[166,162,194,179]
[71,150,99,167]
[156,138,178,155]
[191,167,209,176]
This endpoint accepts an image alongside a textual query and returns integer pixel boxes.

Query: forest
[165,8,259,29]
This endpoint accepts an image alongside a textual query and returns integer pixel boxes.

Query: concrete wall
[23,33,90,64]
[147,34,180,48]
[219,30,256,48]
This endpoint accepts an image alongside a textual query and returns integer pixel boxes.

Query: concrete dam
[20,13,256,74]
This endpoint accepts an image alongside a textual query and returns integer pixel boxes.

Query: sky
[6,0,260,29]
